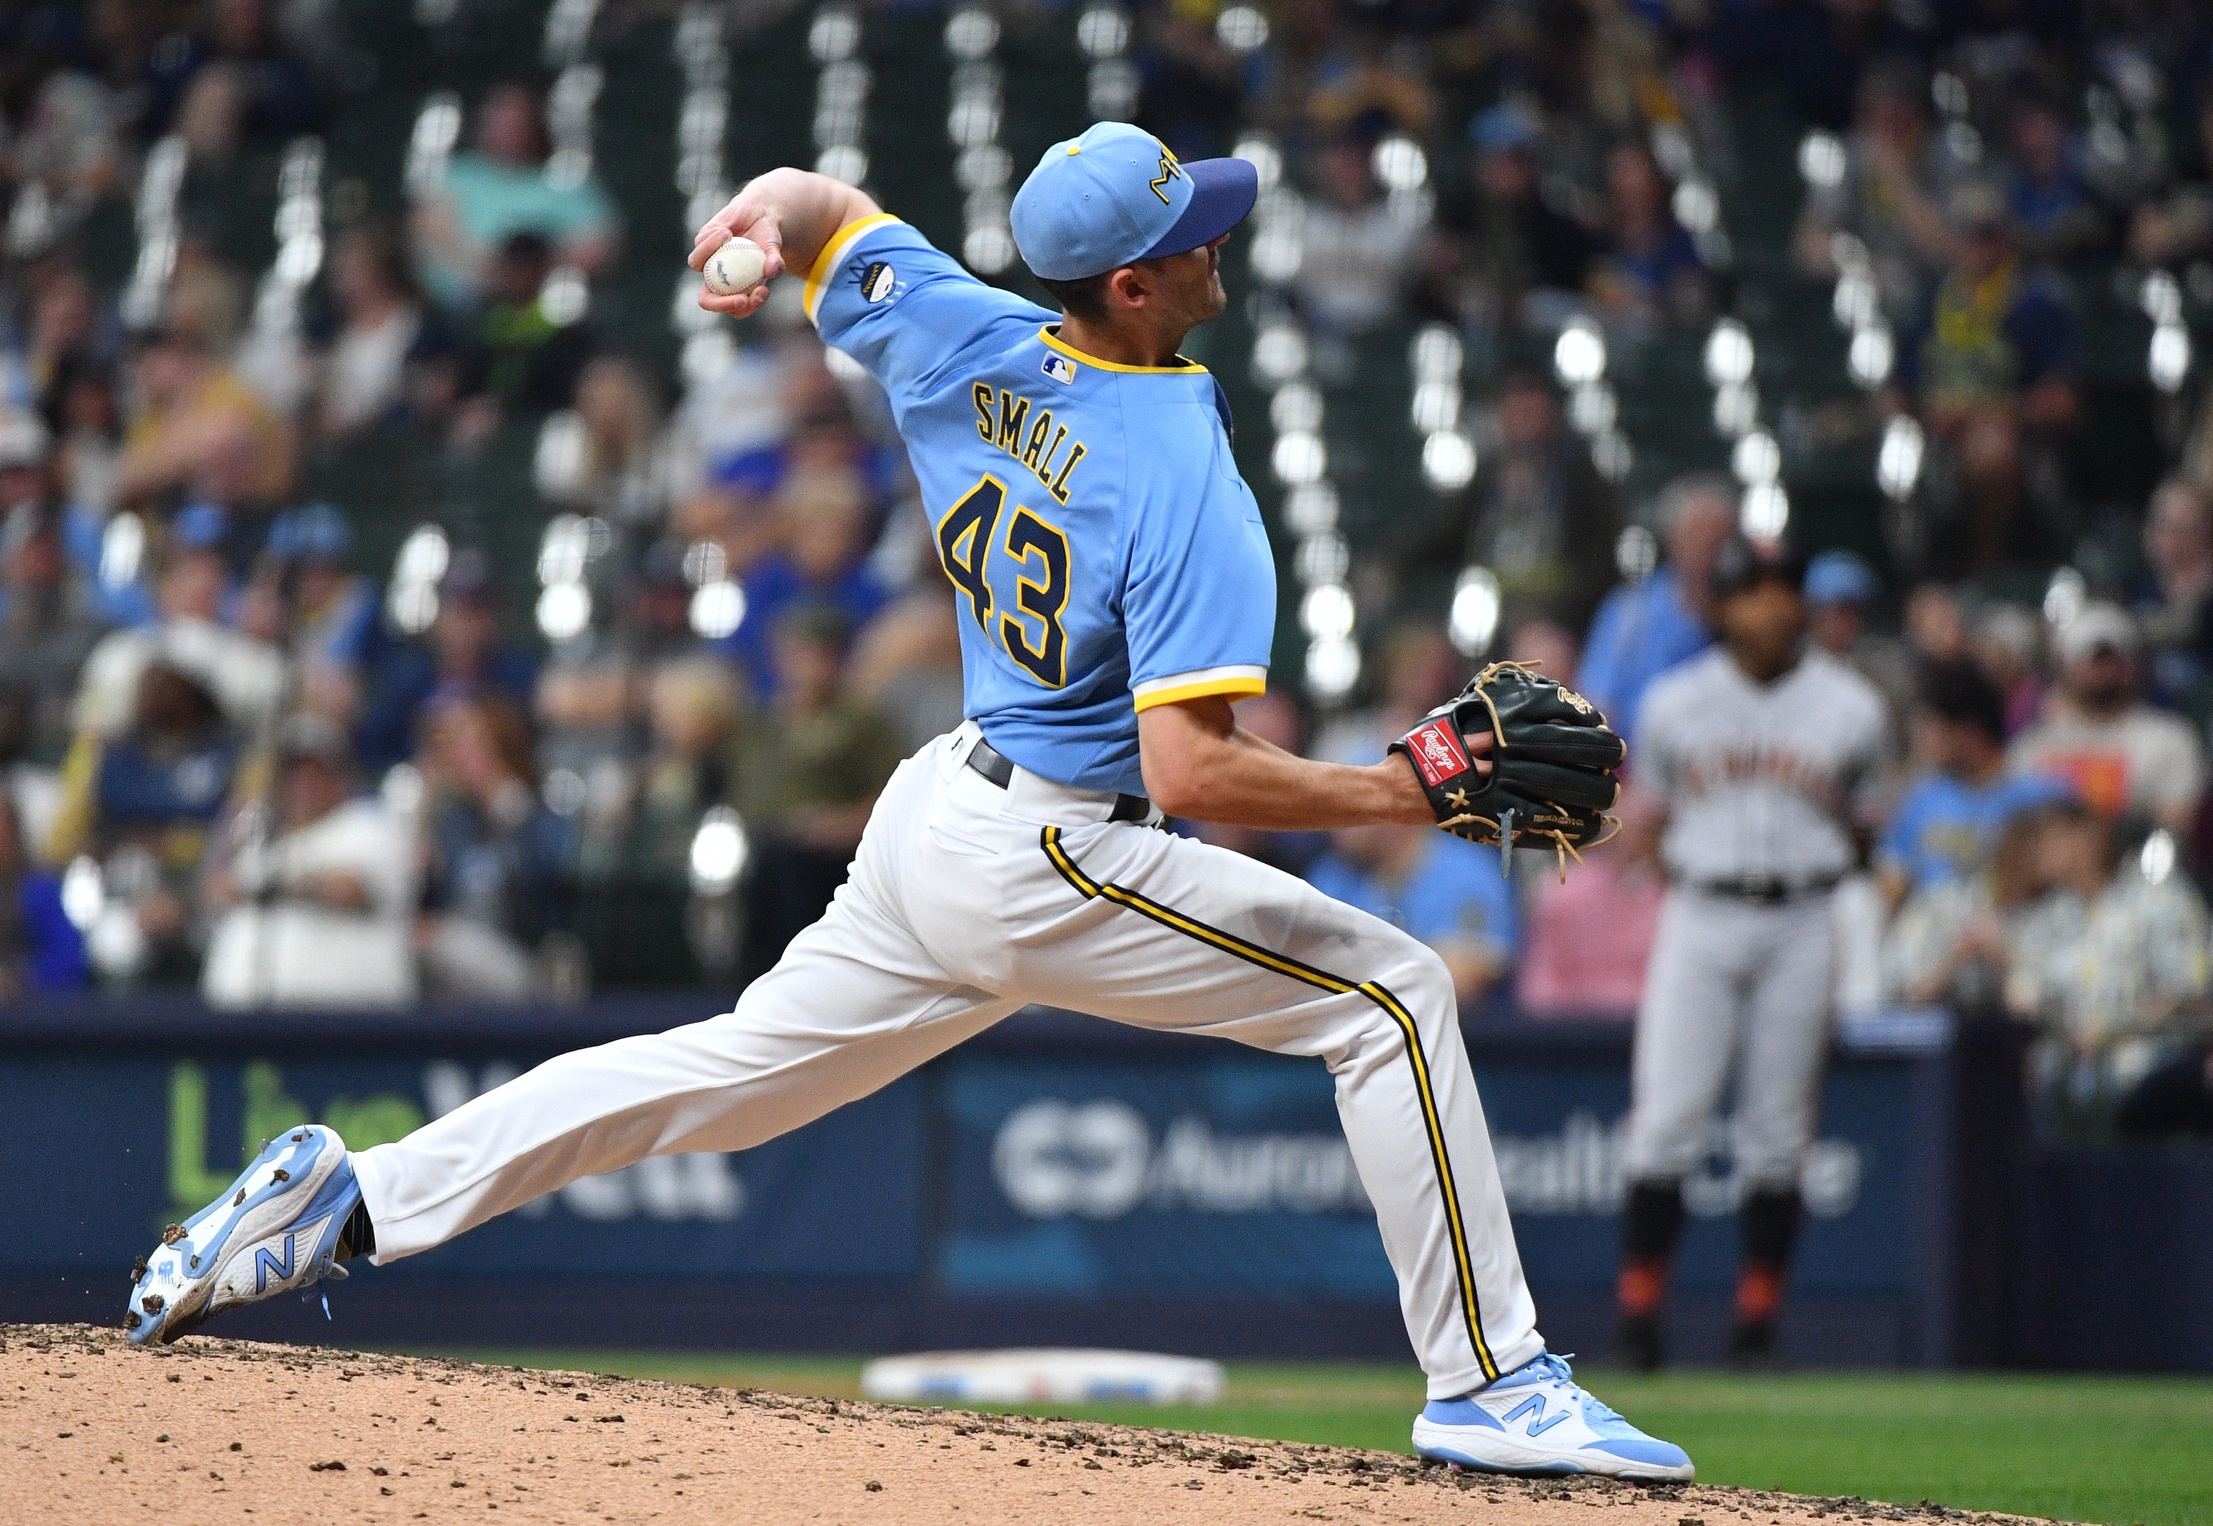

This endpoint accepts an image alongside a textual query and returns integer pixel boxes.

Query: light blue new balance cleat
[1411,1351,1694,1481]
[125,1124,361,1346]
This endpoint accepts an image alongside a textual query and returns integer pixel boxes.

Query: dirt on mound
[1,1325,2046,1525]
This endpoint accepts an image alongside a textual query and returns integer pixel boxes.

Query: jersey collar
[1039,325,1207,376]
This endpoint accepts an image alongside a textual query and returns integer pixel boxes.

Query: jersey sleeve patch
[802,213,902,324]
[1131,664,1267,712]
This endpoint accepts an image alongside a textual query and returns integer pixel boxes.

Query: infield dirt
[1,1325,2056,1525]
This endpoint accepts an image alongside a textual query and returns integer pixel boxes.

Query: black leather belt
[967,737,1153,822]
[1686,874,1843,905]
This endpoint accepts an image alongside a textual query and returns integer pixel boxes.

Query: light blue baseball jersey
[807,215,1276,796]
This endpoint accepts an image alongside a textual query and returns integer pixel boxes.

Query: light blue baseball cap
[1803,549,1881,607]
[1011,122,1259,282]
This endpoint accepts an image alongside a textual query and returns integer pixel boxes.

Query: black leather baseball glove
[1388,662,1626,873]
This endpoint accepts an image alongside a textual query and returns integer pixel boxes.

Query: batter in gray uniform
[1614,534,1888,1368]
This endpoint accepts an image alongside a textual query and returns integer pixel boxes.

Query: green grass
[421,1350,2213,1526]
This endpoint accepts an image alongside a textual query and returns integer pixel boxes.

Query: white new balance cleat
[1412,1351,1694,1481]
[124,1124,361,1346]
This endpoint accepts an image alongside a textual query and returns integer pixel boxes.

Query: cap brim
[1139,156,1259,262]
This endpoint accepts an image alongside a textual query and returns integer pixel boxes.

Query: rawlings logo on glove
[1388,662,1626,876]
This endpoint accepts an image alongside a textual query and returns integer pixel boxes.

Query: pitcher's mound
[1,1325,2042,1524]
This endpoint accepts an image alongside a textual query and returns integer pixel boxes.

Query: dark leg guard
[1615,1180,1685,1371]
[1729,1186,1800,1366]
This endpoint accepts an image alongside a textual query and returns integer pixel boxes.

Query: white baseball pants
[351,724,1543,1398]
[1623,886,1837,1189]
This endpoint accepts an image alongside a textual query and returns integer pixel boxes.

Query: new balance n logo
[1501,1394,1570,1437]
[253,1233,297,1293]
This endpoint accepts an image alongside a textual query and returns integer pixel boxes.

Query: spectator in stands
[1588,140,1710,334]
[70,502,284,742]
[43,359,141,625]
[1881,798,2057,1010]
[18,267,107,417]
[1576,473,1733,741]
[203,0,321,143]
[1878,658,2070,907]
[452,232,596,430]
[357,550,538,776]
[604,539,702,671]
[546,356,677,530]
[1893,180,2077,572]
[317,224,441,439]
[2134,477,2213,713]
[43,655,239,979]
[2004,91,2106,266]
[1310,620,1461,767]
[1431,103,1596,337]
[115,279,296,515]
[1972,601,2044,736]
[1804,549,1918,743]
[1305,823,1518,1007]
[0,685,63,860]
[2010,603,2203,833]
[1293,133,1426,339]
[2007,802,2211,1133]
[199,712,416,1009]
[260,503,380,723]
[86,0,205,143]
[0,786,87,995]
[1403,367,1618,631]
[617,655,743,881]
[1904,580,1971,664]
[1516,813,1665,1016]
[730,606,904,979]
[1794,61,1963,323]
[848,588,967,757]
[3,66,125,239]
[725,464,888,699]
[1131,0,1245,160]
[1300,12,1432,143]
[2128,93,2213,269]
[43,327,118,482]
[410,81,619,312]
[0,493,107,770]
[416,693,568,1002]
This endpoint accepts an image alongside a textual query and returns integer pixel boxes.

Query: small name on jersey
[970,383,1089,505]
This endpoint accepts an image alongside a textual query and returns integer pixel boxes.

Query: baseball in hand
[703,236,768,297]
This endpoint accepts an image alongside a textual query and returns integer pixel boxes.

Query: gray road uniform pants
[1623,885,1838,1190]
[352,725,1544,1399]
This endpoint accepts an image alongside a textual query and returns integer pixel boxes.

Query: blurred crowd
[0,0,966,1008]
[4,0,2213,1142]
[1217,474,2213,1144]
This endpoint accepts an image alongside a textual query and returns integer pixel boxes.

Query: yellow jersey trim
[1130,667,1267,712]
[803,213,902,324]
[1039,326,1207,376]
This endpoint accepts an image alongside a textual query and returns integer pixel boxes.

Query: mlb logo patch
[860,262,897,303]
[1042,354,1077,384]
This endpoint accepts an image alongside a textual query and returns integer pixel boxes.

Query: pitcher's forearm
[1138,697,1454,830]
[688,169,881,313]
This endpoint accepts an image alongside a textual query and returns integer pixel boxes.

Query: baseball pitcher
[124,124,1685,1479]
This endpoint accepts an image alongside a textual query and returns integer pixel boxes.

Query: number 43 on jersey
[936,474,1071,688]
